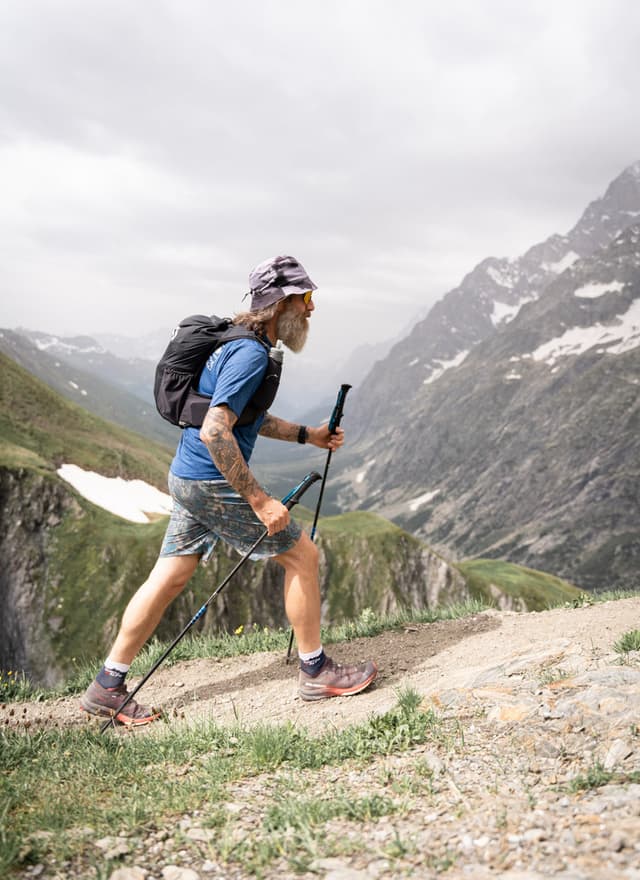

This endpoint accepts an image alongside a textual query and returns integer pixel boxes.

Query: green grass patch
[226,788,397,873]
[614,629,640,654]
[0,669,37,702]
[0,688,443,875]
[568,761,614,792]
[0,351,172,485]
[456,558,583,611]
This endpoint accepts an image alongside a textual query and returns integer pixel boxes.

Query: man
[81,255,378,725]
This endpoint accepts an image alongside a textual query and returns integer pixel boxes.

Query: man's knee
[276,531,319,571]
[148,554,199,595]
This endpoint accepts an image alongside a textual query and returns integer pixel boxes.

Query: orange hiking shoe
[298,655,378,701]
[80,680,162,726]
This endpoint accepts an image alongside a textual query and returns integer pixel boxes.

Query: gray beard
[276,308,309,353]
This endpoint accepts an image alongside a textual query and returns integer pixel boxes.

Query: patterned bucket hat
[247,255,317,311]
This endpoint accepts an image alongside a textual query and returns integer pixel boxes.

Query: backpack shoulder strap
[217,323,271,352]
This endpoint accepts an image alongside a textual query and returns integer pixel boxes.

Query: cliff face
[0,465,470,687]
[0,467,79,687]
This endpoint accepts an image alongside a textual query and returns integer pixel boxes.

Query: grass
[456,558,583,611]
[0,687,445,876]
[565,762,640,793]
[568,761,614,792]
[0,351,172,486]
[614,629,640,655]
[226,789,397,873]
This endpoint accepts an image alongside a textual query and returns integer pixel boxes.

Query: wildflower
[234,625,244,636]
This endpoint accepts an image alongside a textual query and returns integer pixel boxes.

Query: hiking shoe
[298,656,378,702]
[80,679,162,726]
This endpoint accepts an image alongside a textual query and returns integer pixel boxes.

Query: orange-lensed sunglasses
[303,290,313,305]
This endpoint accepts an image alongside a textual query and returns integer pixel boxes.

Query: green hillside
[457,558,583,611]
[0,350,172,487]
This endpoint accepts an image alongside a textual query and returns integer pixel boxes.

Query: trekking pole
[100,470,321,733]
[285,383,352,664]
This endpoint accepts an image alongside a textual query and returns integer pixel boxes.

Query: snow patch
[490,296,535,327]
[531,298,640,366]
[487,266,516,288]
[424,350,469,385]
[34,336,103,355]
[408,357,420,367]
[355,458,376,484]
[573,280,625,299]
[505,371,522,381]
[408,489,440,512]
[57,464,172,523]
[543,251,579,274]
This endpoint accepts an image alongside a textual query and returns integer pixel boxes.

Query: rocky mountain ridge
[348,161,640,439]
[334,164,640,591]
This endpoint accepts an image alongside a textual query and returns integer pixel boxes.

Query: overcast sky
[1,0,639,379]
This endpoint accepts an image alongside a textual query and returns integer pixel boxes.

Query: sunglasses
[303,290,313,305]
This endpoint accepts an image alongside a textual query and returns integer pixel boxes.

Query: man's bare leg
[276,532,321,654]
[108,554,201,665]
[81,554,200,724]
[276,532,377,700]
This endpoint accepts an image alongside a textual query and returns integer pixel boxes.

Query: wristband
[297,425,308,444]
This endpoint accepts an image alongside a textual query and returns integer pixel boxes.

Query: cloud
[0,0,639,373]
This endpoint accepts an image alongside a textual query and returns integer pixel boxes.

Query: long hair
[233,302,280,335]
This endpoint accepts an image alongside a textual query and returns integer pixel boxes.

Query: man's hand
[308,425,345,452]
[251,494,290,536]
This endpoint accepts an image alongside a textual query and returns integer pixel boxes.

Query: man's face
[276,293,314,352]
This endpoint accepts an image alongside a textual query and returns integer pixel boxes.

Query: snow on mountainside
[335,165,640,592]
[347,162,640,441]
[17,328,155,402]
[57,463,172,523]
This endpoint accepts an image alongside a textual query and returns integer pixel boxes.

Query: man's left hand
[308,425,345,452]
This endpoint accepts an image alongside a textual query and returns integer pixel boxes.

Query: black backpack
[154,314,282,428]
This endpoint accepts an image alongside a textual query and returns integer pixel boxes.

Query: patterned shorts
[159,472,303,562]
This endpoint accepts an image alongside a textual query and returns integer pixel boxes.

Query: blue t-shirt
[170,336,270,480]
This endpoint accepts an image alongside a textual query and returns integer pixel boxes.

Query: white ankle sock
[298,646,323,662]
[105,658,130,674]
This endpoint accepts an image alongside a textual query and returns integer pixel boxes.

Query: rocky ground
[6,597,640,880]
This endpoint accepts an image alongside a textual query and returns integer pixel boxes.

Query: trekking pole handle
[328,383,352,434]
[282,470,322,507]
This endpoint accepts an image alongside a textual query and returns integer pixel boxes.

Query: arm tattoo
[200,406,262,500]
[259,413,299,442]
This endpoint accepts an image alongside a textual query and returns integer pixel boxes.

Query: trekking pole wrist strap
[297,425,308,444]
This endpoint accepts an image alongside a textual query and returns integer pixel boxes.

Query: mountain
[0,328,180,447]
[334,163,640,591]
[17,328,155,399]
[348,161,640,440]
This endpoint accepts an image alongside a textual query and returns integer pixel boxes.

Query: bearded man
[81,255,378,725]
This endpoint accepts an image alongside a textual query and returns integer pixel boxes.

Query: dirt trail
[2,598,638,734]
